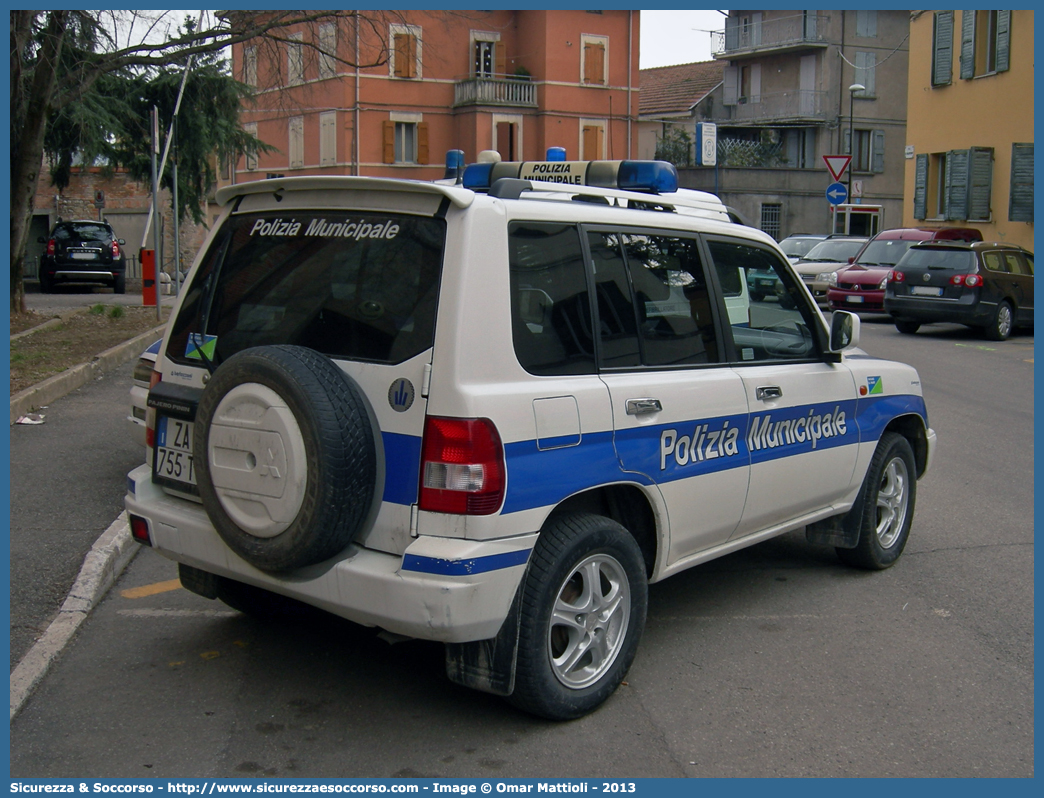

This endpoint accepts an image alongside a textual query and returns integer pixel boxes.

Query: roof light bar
[462,159,678,194]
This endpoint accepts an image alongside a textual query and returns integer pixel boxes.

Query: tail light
[951,274,984,287]
[419,416,505,515]
[889,270,905,283]
[46,239,56,256]
[145,370,162,449]
[129,514,152,546]
[111,240,120,258]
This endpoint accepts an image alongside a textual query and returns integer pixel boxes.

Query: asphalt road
[8,316,1034,778]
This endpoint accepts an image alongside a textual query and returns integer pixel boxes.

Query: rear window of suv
[166,211,445,367]
[53,223,113,242]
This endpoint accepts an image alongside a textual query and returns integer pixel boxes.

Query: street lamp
[847,83,865,197]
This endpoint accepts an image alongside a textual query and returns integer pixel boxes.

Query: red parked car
[828,227,982,312]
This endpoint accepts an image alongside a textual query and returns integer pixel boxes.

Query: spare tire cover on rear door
[193,345,377,572]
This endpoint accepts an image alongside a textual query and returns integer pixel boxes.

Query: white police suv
[125,155,936,720]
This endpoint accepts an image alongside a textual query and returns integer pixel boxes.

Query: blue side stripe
[382,394,929,515]
[402,548,531,575]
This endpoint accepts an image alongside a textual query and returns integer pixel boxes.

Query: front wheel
[509,513,647,720]
[836,432,916,570]
[895,320,920,335]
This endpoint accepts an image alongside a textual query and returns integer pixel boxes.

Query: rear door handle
[625,398,662,416]
[756,386,783,401]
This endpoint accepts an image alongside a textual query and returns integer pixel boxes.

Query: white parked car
[128,339,161,446]
[125,155,936,720]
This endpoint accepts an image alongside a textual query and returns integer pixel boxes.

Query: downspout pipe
[627,11,633,157]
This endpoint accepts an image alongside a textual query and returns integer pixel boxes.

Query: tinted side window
[707,240,818,363]
[509,223,595,376]
[586,231,640,368]
[619,233,719,366]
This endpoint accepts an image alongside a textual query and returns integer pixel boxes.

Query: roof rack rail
[484,177,732,223]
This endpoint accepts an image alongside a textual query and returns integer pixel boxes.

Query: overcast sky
[639,9,726,70]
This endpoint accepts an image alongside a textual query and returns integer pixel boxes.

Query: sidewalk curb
[10,324,166,424]
[10,513,139,721]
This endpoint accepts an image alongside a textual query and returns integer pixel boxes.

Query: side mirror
[829,311,860,353]
[118,239,126,245]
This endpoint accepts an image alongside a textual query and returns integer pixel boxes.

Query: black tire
[749,291,764,302]
[984,300,1014,341]
[508,513,647,720]
[777,292,796,310]
[194,345,377,572]
[216,577,318,622]
[113,273,126,295]
[38,272,53,294]
[895,320,920,335]
[836,432,916,570]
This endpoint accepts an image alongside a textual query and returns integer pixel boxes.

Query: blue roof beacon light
[443,149,466,182]
[462,157,679,194]
[546,147,567,162]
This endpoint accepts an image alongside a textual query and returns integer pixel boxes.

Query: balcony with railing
[712,14,830,59]
[723,90,829,125]
[453,76,537,108]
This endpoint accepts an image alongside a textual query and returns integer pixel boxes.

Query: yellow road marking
[120,579,183,599]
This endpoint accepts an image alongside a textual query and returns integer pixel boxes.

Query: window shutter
[417,122,429,165]
[913,154,928,220]
[320,112,337,166]
[946,149,969,220]
[843,128,851,156]
[995,10,1011,73]
[871,130,885,173]
[749,63,761,103]
[244,122,258,170]
[495,43,506,78]
[959,11,975,80]
[723,65,738,105]
[394,34,416,78]
[856,11,877,38]
[751,12,762,46]
[584,41,605,84]
[724,16,739,50]
[288,116,304,168]
[967,147,993,221]
[933,11,953,86]
[382,120,395,164]
[1009,143,1033,222]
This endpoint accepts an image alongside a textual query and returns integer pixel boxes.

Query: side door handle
[756,386,783,401]
[625,398,662,416]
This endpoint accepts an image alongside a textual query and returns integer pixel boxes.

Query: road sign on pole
[826,182,848,205]
[823,155,852,182]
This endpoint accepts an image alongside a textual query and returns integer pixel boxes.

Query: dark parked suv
[38,220,127,294]
[884,241,1034,340]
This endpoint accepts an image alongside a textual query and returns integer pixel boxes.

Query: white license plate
[911,286,944,297]
[846,295,865,303]
[70,251,97,260]
[154,417,196,487]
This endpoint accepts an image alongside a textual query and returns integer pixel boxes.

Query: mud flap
[805,512,860,549]
[444,582,523,696]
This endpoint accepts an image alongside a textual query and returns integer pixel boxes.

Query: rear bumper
[125,464,535,642]
[885,295,992,325]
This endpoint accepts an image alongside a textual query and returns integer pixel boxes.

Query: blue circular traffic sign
[826,182,848,205]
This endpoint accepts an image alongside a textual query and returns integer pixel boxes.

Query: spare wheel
[193,345,377,571]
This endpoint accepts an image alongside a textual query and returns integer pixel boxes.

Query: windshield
[166,211,446,367]
[856,239,918,267]
[801,239,866,262]
[780,238,821,258]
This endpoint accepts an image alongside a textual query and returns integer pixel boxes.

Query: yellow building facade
[904,10,1034,251]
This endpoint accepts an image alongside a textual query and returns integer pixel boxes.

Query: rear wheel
[113,273,126,294]
[836,432,916,570]
[895,320,920,335]
[509,513,647,720]
[38,272,53,294]
[984,300,1014,341]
